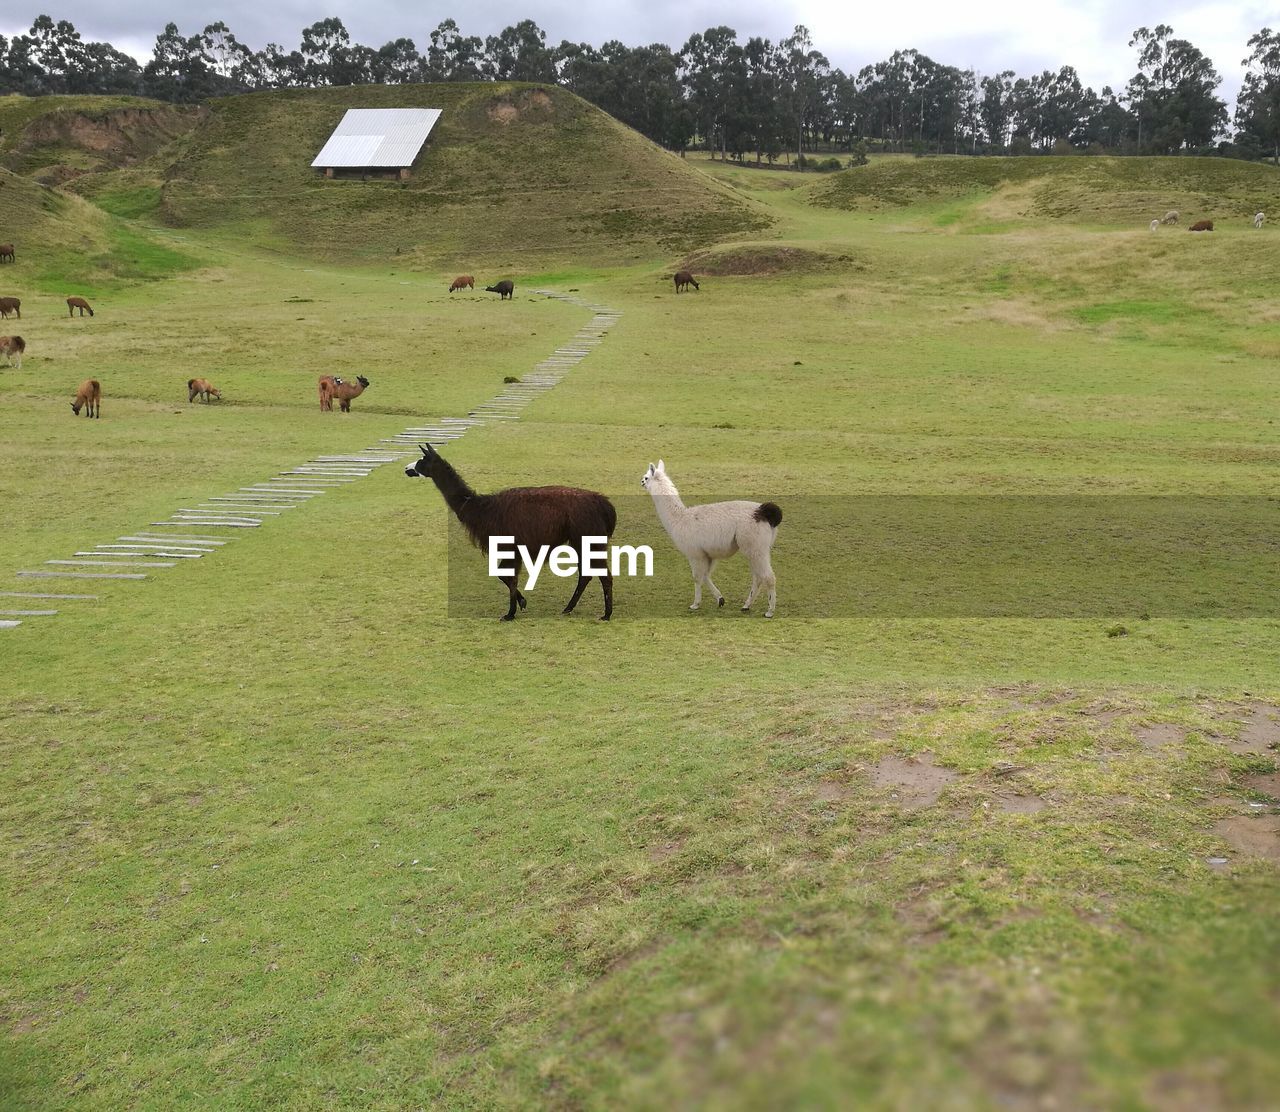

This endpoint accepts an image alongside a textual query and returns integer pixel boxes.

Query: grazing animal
[66,296,94,317]
[187,377,221,403]
[0,244,13,263]
[1162,210,1179,225]
[404,443,617,621]
[449,275,475,292]
[71,378,100,418]
[674,271,700,293]
[0,335,24,368]
[0,296,19,318]
[641,460,781,618]
[485,280,515,300]
[1255,211,1266,229]
[1189,219,1214,232]
[1148,219,1160,232]
[319,373,369,412]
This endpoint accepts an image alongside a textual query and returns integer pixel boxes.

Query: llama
[1162,210,1179,225]
[318,374,369,412]
[1189,219,1214,232]
[71,378,100,417]
[187,377,221,402]
[404,443,617,621]
[641,460,781,617]
[66,296,94,317]
[449,275,475,292]
[674,271,700,293]
[0,297,19,318]
[1255,212,1266,229]
[1149,219,1159,232]
[485,280,514,299]
[0,244,13,263]
[0,335,24,368]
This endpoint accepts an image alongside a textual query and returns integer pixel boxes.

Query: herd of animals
[1146,209,1265,232]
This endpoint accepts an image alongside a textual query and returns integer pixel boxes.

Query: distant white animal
[1255,211,1266,229]
[1162,210,1179,225]
[641,460,781,617]
[1149,219,1160,231]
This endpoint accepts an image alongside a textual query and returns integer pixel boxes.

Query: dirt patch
[680,244,865,277]
[896,890,948,944]
[647,839,685,863]
[995,792,1047,814]
[813,781,852,803]
[1213,816,1280,863]
[1232,704,1280,756]
[1243,771,1280,798]
[1134,722,1186,750]
[873,753,958,808]
[486,89,555,125]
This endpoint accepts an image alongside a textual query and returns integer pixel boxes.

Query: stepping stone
[0,609,56,616]
[48,560,176,568]
[122,535,227,544]
[240,488,320,496]
[152,521,258,528]
[196,505,291,513]
[110,541,218,550]
[78,551,201,559]
[0,591,96,600]
[20,571,148,579]
[0,620,20,628]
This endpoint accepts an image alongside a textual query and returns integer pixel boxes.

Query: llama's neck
[429,457,482,523]
[646,476,687,533]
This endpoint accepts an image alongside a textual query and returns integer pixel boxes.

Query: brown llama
[187,377,221,402]
[319,374,369,412]
[1188,220,1214,232]
[71,378,100,417]
[0,335,24,368]
[0,297,19,319]
[484,280,514,299]
[0,244,14,263]
[674,271,700,293]
[449,275,475,292]
[67,296,94,317]
[404,443,617,621]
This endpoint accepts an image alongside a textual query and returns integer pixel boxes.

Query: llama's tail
[754,502,782,529]
[187,378,195,389]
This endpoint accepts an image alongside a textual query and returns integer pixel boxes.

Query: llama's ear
[656,459,665,474]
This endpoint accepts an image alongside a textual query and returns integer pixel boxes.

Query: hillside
[810,155,1280,225]
[125,82,767,267]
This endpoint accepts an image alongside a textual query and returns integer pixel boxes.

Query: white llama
[1255,211,1266,229]
[641,460,781,617]
[1162,210,1179,225]
[1149,218,1160,231]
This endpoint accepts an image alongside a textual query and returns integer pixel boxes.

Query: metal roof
[311,108,442,169]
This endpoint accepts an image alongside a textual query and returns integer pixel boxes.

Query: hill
[810,155,1280,225]
[114,82,768,267]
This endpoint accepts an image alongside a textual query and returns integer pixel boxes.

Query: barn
[311,108,443,181]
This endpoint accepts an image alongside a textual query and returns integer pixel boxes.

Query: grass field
[2,105,1279,1109]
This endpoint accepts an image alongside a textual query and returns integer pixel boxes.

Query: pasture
[2,128,1279,1108]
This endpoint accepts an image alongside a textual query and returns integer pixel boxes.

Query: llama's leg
[756,555,777,618]
[742,574,759,612]
[687,554,709,610]
[499,575,525,621]
[600,568,612,621]
[562,570,591,614]
[703,560,725,608]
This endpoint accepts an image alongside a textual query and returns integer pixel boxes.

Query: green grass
[1,136,1279,1109]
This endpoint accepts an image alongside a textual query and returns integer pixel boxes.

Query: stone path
[3,292,619,630]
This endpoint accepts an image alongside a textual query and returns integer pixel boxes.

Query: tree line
[2,14,1279,165]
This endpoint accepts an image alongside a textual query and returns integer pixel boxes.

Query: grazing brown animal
[1188,219,1214,232]
[187,377,221,403]
[319,374,369,412]
[485,279,515,300]
[674,271,700,293]
[0,335,24,368]
[71,378,100,418]
[67,296,94,317]
[405,443,617,621]
[0,244,14,263]
[449,275,475,292]
[0,296,19,319]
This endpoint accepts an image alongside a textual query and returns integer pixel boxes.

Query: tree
[1126,25,1227,152]
[427,20,484,81]
[980,71,1015,150]
[1236,28,1280,162]
[777,26,829,166]
[483,20,556,83]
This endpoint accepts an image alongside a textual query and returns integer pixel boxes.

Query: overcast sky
[2,1,1270,102]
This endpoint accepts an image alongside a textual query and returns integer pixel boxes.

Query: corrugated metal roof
[311,108,442,169]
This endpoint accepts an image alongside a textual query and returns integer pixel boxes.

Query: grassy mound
[680,242,865,276]
[811,155,1280,225]
[154,82,767,266]
[0,165,194,291]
